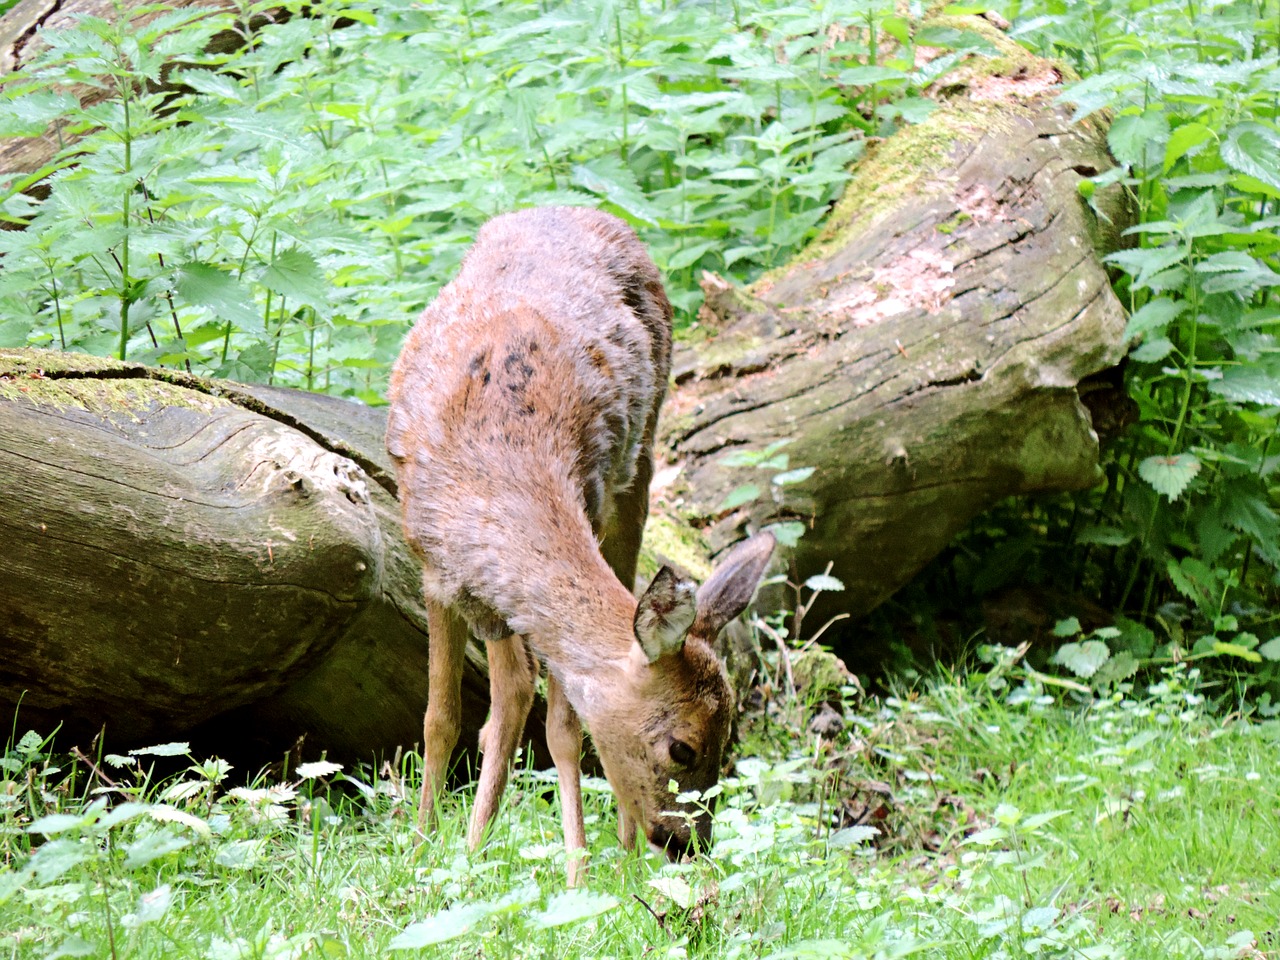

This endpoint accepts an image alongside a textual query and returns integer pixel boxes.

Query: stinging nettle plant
[1,0,977,399]
[1003,0,1280,694]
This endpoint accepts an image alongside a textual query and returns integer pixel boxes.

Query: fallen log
[0,348,496,765]
[657,32,1131,628]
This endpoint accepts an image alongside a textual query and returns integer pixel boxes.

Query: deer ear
[691,532,776,639]
[634,566,698,663]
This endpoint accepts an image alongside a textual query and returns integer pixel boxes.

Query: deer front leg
[545,673,587,886]
[420,601,469,836]
[468,634,535,851]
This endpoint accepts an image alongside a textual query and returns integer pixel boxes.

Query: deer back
[386,207,673,640]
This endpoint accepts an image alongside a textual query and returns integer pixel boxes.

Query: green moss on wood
[639,512,713,582]
[0,374,230,415]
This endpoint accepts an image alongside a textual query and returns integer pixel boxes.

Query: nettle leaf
[129,742,189,757]
[30,839,94,884]
[804,573,845,593]
[390,903,489,949]
[1138,453,1200,501]
[1166,557,1217,613]
[837,65,908,86]
[294,760,342,780]
[1075,525,1133,547]
[1222,122,1280,192]
[1123,297,1188,341]
[1052,640,1110,678]
[1093,651,1140,686]
[773,467,815,486]
[647,877,693,909]
[260,249,327,308]
[764,520,807,547]
[1207,364,1280,406]
[1108,111,1170,170]
[123,828,191,870]
[1164,122,1215,173]
[828,825,878,848]
[1051,617,1082,638]
[1130,336,1174,363]
[719,484,761,511]
[173,262,260,327]
[531,890,619,928]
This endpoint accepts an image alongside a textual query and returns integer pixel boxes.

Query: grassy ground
[1,662,1275,959]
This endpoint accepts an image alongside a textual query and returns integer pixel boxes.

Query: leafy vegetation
[2,664,1275,958]
[0,0,984,399]
[877,0,1280,696]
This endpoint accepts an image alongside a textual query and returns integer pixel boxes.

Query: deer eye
[669,739,697,767]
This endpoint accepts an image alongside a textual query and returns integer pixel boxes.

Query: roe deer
[385,206,774,885]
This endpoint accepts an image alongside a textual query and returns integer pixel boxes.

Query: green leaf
[1166,557,1217,613]
[43,936,96,959]
[1207,364,1280,406]
[1258,636,1280,661]
[29,839,94,884]
[1052,640,1110,678]
[1093,651,1140,686]
[773,467,815,486]
[1075,525,1132,547]
[647,877,693,909]
[1138,453,1200,500]
[173,262,260,327]
[1123,297,1187,341]
[1108,112,1170,170]
[390,903,489,948]
[27,813,87,836]
[828,825,878,847]
[1222,123,1280,192]
[260,249,327,308]
[804,573,845,593]
[1051,617,1082,638]
[1211,641,1262,663]
[1130,336,1174,363]
[1164,122,1215,173]
[530,890,620,929]
[133,884,173,924]
[837,65,908,86]
[123,829,191,870]
[719,484,761,511]
[764,520,807,548]
[129,742,190,757]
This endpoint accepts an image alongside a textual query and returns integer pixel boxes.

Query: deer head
[582,532,775,858]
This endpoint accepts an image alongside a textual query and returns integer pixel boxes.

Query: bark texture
[0,348,498,763]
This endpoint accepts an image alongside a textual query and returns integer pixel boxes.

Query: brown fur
[387,206,773,884]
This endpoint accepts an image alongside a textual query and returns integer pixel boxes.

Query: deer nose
[649,817,712,860]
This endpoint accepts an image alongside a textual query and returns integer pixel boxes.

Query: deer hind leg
[545,672,588,886]
[420,600,470,835]
[467,633,535,851]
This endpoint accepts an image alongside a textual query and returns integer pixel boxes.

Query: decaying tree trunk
[0,348,505,765]
[657,38,1132,625]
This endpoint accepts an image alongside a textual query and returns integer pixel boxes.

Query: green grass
[2,664,1275,959]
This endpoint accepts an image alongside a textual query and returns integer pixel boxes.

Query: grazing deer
[385,206,774,885]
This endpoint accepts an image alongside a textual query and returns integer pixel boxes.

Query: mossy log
[656,40,1132,624]
[0,348,498,764]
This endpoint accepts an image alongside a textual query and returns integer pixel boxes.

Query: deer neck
[475,467,638,718]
